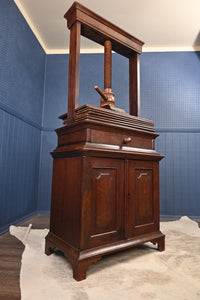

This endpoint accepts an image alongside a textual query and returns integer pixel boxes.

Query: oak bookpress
[45,1,165,281]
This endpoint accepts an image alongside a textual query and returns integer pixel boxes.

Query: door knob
[123,137,132,144]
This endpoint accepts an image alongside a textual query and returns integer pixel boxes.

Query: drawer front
[58,128,89,146]
[91,129,154,150]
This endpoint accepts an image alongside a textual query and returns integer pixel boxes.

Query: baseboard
[160,214,200,221]
[38,212,200,220]
[37,210,50,215]
[0,210,38,235]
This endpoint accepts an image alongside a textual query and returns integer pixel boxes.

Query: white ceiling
[15,0,200,53]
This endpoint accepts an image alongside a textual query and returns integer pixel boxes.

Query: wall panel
[37,131,57,212]
[0,109,41,231]
[157,132,200,217]
[0,0,45,233]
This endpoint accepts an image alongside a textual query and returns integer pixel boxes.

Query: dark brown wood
[81,157,124,249]
[46,2,165,281]
[70,259,92,281]
[67,21,81,123]
[158,236,165,251]
[64,2,144,115]
[64,2,144,57]
[99,40,116,108]
[59,105,156,132]
[46,110,165,280]
[50,157,82,249]
[104,40,112,90]
[151,236,165,251]
[126,161,159,238]
[129,53,140,116]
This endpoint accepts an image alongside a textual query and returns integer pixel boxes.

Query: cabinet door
[126,160,159,238]
[81,157,124,249]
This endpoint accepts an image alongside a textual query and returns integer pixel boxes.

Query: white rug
[10,217,200,300]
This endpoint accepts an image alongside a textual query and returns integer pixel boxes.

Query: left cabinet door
[81,157,125,249]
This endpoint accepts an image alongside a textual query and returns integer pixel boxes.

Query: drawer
[91,129,154,150]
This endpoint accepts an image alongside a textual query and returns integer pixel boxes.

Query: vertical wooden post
[67,21,81,123]
[104,40,112,90]
[129,53,140,116]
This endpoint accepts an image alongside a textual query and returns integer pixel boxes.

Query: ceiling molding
[46,48,105,55]
[143,46,200,52]
[14,0,200,55]
[14,0,47,53]
[46,46,200,55]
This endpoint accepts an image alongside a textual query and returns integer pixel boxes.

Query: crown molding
[14,0,47,53]
[143,46,200,52]
[46,46,200,55]
[46,48,105,55]
[14,1,200,55]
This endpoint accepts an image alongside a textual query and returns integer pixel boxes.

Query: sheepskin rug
[10,216,200,300]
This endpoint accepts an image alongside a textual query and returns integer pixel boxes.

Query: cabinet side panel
[50,157,82,248]
[50,158,65,236]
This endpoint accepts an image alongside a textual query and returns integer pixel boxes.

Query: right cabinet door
[126,160,159,238]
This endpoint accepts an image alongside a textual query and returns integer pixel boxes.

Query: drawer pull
[123,137,132,144]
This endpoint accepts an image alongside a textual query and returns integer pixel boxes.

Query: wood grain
[67,21,81,123]
[104,40,112,90]
[64,2,144,57]
[129,54,140,116]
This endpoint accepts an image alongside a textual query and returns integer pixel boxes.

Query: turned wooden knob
[123,137,132,144]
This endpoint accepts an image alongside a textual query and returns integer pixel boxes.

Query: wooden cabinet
[45,2,165,281]
[45,115,165,281]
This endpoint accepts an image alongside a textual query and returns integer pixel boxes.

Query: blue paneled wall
[140,52,200,128]
[157,132,200,216]
[140,52,200,217]
[0,0,45,233]
[39,51,200,218]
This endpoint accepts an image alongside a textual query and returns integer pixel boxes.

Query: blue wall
[39,51,200,218]
[141,52,200,217]
[0,0,45,233]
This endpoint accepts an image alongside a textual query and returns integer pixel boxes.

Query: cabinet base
[45,231,165,281]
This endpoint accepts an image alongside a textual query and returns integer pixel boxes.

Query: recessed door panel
[82,157,124,249]
[135,169,153,226]
[126,160,159,238]
[92,169,116,234]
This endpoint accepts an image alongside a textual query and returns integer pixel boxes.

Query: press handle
[94,86,108,101]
